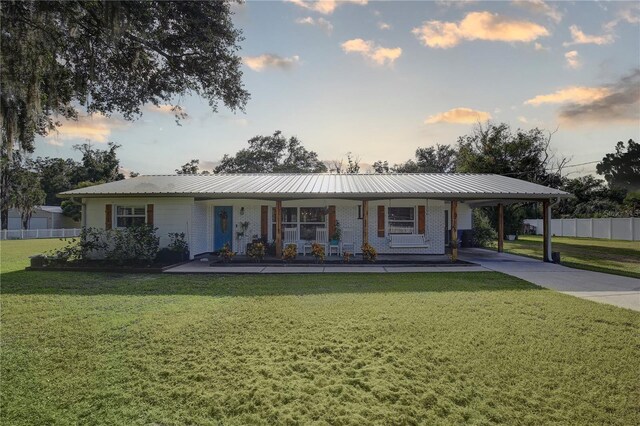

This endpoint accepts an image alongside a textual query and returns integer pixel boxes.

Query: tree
[392,144,457,173]
[73,143,125,183]
[29,157,80,205]
[555,175,627,218]
[8,161,45,229]
[176,159,211,175]
[330,153,361,174]
[596,140,639,191]
[214,131,327,173]
[372,160,390,174]
[1,0,248,154]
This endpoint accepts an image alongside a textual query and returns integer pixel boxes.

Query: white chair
[304,227,328,255]
[340,228,355,255]
[283,228,298,252]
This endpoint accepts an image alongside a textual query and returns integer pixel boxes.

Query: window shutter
[377,205,385,237]
[328,205,336,237]
[146,204,154,226]
[418,205,426,234]
[105,204,112,230]
[261,205,268,240]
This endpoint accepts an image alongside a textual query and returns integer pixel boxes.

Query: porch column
[362,200,369,246]
[497,203,504,253]
[451,200,458,261]
[275,200,282,258]
[542,199,552,262]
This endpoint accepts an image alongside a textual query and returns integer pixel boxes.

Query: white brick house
[60,173,568,260]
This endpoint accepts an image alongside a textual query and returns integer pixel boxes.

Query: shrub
[282,243,297,262]
[472,209,497,248]
[342,251,352,264]
[106,225,160,264]
[361,243,377,263]
[45,227,108,264]
[247,242,265,262]
[218,243,235,262]
[311,242,325,263]
[168,232,189,254]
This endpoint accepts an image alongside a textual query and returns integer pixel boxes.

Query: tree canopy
[596,140,639,192]
[1,0,248,153]
[376,144,457,173]
[214,131,328,173]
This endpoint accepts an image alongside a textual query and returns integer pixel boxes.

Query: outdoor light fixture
[240,207,245,215]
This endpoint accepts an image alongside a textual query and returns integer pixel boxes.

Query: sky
[35,0,640,177]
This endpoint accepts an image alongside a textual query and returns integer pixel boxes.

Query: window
[271,207,326,241]
[388,207,415,234]
[115,206,146,228]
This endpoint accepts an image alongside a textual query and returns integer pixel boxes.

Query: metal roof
[59,173,570,200]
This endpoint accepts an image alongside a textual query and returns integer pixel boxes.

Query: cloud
[341,38,402,66]
[425,107,492,124]
[563,25,614,46]
[144,104,188,116]
[517,116,528,123]
[243,54,300,71]
[534,42,549,51]
[512,0,562,23]
[286,0,367,15]
[45,113,128,145]
[412,11,549,48]
[524,86,611,106]
[564,50,581,69]
[296,16,333,33]
[378,22,391,30]
[558,69,640,125]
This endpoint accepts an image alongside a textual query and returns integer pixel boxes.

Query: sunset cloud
[558,70,640,125]
[412,11,549,48]
[563,25,614,46]
[378,22,391,30]
[564,50,581,69]
[512,0,563,23]
[341,38,402,66]
[45,113,127,145]
[524,86,611,106]
[243,54,300,71]
[296,16,333,34]
[286,0,367,15]
[425,107,492,124]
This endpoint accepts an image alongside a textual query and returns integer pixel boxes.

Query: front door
[214,206,233,251]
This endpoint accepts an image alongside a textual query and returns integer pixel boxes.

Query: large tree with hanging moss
[0,0,249,228]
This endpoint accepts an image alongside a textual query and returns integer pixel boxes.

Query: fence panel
[523,218,638,241]
[0,228,81,240]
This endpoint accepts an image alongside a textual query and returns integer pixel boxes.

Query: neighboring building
[60,173,569,260]
[7,206,80,230]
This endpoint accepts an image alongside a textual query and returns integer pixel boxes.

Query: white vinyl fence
[523,218,640,241]
[0,228,82,240]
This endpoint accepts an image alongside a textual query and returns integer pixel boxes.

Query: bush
[472,209,497,248]
[218,243,234,262]
[247,242,265,262]
[282,244,297,262]
[311,242,325,263]
[106,225,160,264]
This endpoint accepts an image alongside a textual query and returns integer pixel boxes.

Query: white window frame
[387,206,416,235]
[114,205,147,229]
[271,206,327,241]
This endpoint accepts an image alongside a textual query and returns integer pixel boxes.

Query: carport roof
[59,173,570,200]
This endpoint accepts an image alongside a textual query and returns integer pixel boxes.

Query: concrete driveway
[459,248,640,311]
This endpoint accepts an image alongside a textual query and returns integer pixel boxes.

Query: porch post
[451,200,458,261]
[497,203,504,253]
[542,199,551,262]
[362,200,369,246]
[275,200,282,258]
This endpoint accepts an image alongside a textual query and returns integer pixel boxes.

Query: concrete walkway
[459,248,640,311]
[165,249,640,311]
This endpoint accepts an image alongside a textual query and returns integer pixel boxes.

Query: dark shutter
[328,205,336,237]
[105,204,112,230]
[377,205,385,237]
[261,205,268,240]
[147,204,154,226]
[418,205,425,234]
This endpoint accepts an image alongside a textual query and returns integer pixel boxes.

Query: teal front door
[214,206,233,251]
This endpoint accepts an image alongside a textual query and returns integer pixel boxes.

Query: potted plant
[247,241,265,262]
[282,243,297,263]
[342,251,352,264]
[236,221,250,239]
[218,243,235,263]
[330,220,342,245]
[361,243,377,263]
[311,242,325,263]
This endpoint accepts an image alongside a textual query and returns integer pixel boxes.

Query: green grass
[502,235,640,278]
[2,239,639,425]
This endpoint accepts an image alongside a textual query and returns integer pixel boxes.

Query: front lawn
[1,239,639,425]
[503,235,640,278]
